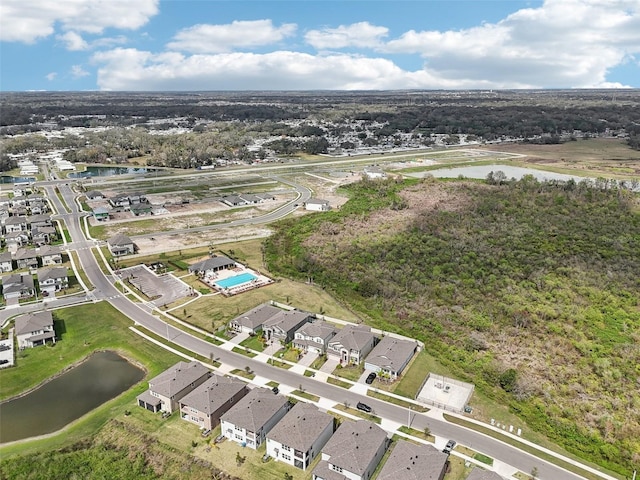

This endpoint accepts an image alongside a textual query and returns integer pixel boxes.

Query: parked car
[214,434,225,444]
[365,372,377,384]
[356,402,372,413]
[443,439,456,454]
[201,429,211,438]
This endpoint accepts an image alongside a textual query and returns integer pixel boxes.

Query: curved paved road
[26,182,594,480]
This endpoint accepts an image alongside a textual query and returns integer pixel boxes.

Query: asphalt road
[27,183,592,480]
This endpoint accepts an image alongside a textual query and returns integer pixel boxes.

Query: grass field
[0,302,182,459]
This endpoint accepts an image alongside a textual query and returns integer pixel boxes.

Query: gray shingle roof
[263,310,312,333]
[108,233,133,246]
[179,374,247,415]
[320,420,387,475]
[365,335,418,372]
[294,320,337,339]
[37,266,68,282]
[15,311,54,336]
[267,401,333,452]
[221,387,288,432]
[38,245,61,257]
[188,256,235,273]
[229,303,282,330]
[376,440,448,480]
[466,468,506,480]
[2,273,34,293]
[329,324,375,352]
[148,361,210,398]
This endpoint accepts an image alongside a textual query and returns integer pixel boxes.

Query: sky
[1,0,639,91]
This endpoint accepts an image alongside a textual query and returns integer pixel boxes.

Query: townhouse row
[136,361,450,480]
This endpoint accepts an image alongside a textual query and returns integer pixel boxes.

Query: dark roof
[466,469,506,480]
[365,335,418,372]
[15,311,54,336]
[188,256,235,272]
[229,303,282,330]
[329,324,375,352]
[221,388,288,432]
[320,420,388,475]
[179,375,247,415]
[376,440,448,480]
[148,361,210,398]
[108,233,133,246]
[267,402,333,452]
[263,310,312,334]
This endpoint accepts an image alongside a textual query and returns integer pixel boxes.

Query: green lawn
[331,364,363,382]
[0,302,182,459]
[326,377,351,389]
[239,334,266,352]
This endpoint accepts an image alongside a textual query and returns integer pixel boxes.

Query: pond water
[0,351,144,443]
[0,176,36,184]
[408,164,590,183]
[68,166,157,178]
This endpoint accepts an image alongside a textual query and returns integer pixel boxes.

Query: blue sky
[1,0,639,91]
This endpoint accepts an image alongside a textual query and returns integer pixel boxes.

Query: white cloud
[71,65,90,78]
[0,0,159,43]
[45,72,57,81]
[167,20,297,54]
[92,48,465,91]
[305,22,389,49]
[383,0,640,88]
[58,31,89,51]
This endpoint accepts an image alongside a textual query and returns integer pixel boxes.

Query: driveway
[228,331,250,345]
[319,356,339,374]
[298,351,319,367]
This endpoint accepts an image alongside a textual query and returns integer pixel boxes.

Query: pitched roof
[267,401,333,452]
[179,374,247,415]
[2,273,34,292]
[188,256,235,272]
[4,215,27,225]
[148,361,210,398]
[305,198,329,205]
[320,420,388,475]
[376,440,448,480]
[37,266,68,282]
[263,309,312,333]
[229,303,282,330]
[295,320,337,339]
[15,311,54,336]
[13,248,38,260]
[365,335,418,372]
[466,469,506,480]
[0,251,12,262]
[329,324,375,352]
[108,233,133,246]
[38,245,61,257]
[221,387,288,432]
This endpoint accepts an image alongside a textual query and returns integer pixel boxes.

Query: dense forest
[265,176,640,475]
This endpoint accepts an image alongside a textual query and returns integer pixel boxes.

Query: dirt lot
[98,173,358,257]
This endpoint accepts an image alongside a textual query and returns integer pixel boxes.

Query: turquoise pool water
[216,272,257,289]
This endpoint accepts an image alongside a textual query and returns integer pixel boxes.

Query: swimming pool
[215,272,257,289]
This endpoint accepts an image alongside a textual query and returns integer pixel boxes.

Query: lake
[407,164,590,182]
[0,351,144,443]
[68,166,157,178]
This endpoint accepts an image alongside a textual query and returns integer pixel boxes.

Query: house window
[331,464,343,473]
[282,454,291,461]
[235,434,243,440]
[282,445,291,452]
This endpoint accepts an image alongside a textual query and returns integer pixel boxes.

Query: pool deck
[201,267,273,296]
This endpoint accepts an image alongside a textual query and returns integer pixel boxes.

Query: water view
[0,351,144,443]
[68,166,157,178]
[407,164,590,182]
